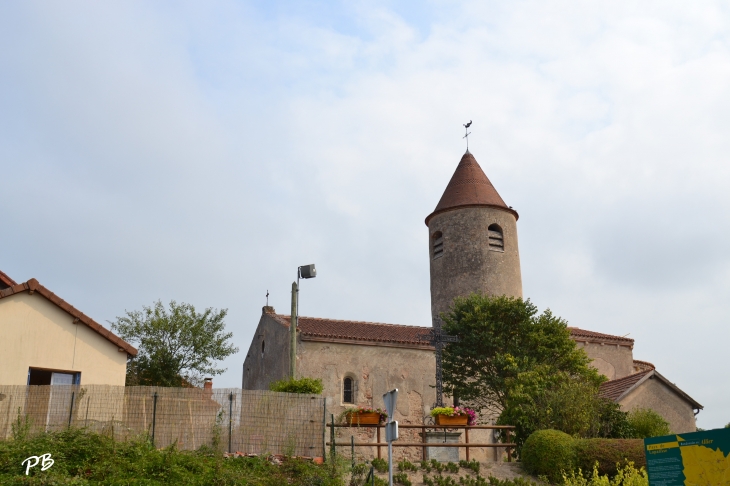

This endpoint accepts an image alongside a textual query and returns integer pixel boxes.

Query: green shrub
[371,457,388,473]
[563,462,648,486]
[394,471,412,485]
[0,427,343,485]
[459,459,480,473]
[269,377,324,394]
[627,408,670,438]
[521,429,576,483]
[574,438,646,478]
[397,459,418,472]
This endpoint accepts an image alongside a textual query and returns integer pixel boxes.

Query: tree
[627,408,670,438]
[112,300,238,387]
[497,370,633,451]
[441,294,603,417]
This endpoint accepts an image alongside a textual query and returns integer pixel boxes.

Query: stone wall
[241,310,290,390]
[298,340,503,461]
[575,341,634,380]
[428,207,522,320]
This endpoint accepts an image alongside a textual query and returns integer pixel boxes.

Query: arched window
[432,231,444,259]
[488,224,504,251]
[343,377,354,404]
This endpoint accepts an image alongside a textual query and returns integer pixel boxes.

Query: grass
[0,427,346,485]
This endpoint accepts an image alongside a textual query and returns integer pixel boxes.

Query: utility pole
[290,264,316,380]
[290,281,298,378]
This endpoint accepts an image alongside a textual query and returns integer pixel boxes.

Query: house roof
[0,269,17,289]
[425,151,518,225]
[599,369,652,401]
[0,278,138,356]
[599,369,703,410]
[266,310,633,350]
[568,327,634,346]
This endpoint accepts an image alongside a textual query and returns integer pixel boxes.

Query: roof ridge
[274,313,428,329]
[568,327,635,343]
[0,278,137,356]
[0,269,17,287]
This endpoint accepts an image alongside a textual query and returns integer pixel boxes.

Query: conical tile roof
[425,151,518,225]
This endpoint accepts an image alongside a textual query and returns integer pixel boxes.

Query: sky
[1,1,729,429]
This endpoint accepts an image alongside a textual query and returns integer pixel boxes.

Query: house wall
[0,292,128,386]
[619,376,697,434]
[241,310,290,390]
[576,341,634,380]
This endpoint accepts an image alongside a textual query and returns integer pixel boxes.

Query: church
[242,149,702,440]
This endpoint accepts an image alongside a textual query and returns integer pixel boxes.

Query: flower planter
[345,412,381,425]
[434,414,468,426]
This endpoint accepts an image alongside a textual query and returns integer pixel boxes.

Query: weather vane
[463,120,472,151]
[266,290,269,306]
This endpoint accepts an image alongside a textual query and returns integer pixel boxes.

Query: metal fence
[0,385,325,457]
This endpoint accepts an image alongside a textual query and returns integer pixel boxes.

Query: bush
[497,374,633,455]
[521,429,576,483]
[574,438,646,477]
[269,377,324,394]
[563,462,648,486]
[0,427,343,485]
[627,408,670,438]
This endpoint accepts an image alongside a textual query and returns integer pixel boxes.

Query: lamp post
[290,264,317,378]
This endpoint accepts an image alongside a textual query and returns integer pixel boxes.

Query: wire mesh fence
[0,385,325,457]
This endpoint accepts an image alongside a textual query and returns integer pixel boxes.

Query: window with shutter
[432,231,444,259]
[488,224,504,251]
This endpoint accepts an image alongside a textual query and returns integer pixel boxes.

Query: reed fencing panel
[0,385,325,457]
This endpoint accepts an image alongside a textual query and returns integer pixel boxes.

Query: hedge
[521,430,576,483]
[522,430,646,483]
[574,438,645,477]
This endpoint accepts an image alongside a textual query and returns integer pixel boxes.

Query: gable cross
[418,318,459,408]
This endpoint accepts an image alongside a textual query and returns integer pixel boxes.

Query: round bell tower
[426,150,523,321]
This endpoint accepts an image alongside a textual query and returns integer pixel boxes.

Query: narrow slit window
[432,231,444,259]
[488,224,504,251]
[343,377,354,404]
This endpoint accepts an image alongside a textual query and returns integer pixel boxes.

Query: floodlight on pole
[291,264,317,378]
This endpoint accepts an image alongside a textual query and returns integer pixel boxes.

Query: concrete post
[290,281,298,378]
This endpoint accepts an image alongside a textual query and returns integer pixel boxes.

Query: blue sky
[2,1,729,428]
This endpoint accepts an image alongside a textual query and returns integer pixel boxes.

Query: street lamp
[290,264,316,378]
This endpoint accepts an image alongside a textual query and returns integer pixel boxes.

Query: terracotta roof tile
[568,327,634,345]
[0,278,137,356]
[0,269,17,289]
[599,370,653,401]
[425,151,518,225]
[632,359,655,372]
[269,314,633,350]
[270,314,433,348]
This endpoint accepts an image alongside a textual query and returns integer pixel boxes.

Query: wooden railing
[325,423,516,462]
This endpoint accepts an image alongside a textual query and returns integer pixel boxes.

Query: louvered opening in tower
[488,224,504,251]
[432,231,444,259]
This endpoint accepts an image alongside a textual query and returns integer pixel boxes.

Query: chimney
[204,377,213,391]
[262,306,275,315]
